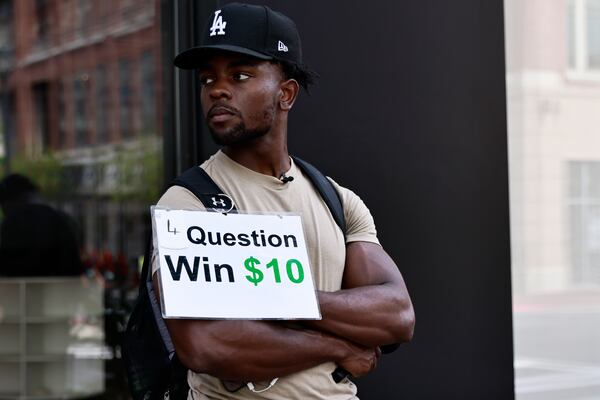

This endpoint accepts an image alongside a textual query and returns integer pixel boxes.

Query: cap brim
[173,45,273,69]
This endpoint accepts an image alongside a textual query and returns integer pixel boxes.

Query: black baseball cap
[174,3,303,69]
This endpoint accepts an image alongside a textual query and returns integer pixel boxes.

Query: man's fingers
[371,348,379,371]
[338,343,382,377]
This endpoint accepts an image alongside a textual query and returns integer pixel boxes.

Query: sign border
[151,206,322,321]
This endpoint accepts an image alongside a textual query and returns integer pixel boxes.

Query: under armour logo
[199,193,235,213]
[211,197,226,207]
[209,10,227,36]
[278,40,288,52]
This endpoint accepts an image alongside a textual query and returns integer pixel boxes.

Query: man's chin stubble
[209,124,270,147]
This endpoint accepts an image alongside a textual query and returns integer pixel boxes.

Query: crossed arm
[153,241,415,382]
[306,241,415,347]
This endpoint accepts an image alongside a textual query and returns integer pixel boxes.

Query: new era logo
[278,40,288,52]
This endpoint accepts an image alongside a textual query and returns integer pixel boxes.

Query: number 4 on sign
[167,219,178,235]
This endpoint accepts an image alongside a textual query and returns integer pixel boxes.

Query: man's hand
[338,343,382,378]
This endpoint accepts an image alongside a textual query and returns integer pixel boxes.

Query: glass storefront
[0,0,164,397]
[506,0,600,398]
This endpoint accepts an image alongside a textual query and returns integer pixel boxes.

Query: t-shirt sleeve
[151,186,207,274]
[327,178,380,246]
[156,185,208,211]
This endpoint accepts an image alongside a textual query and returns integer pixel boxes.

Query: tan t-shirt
[153,150,379,400]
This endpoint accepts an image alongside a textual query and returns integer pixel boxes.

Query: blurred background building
[506,0,600,398]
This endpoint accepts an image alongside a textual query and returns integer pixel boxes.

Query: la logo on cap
[209,10,227,36]
[278,40,289,52]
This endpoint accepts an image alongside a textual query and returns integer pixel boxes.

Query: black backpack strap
[170,166,221,198]
[123,230,179,400]
[146,166,238,362]
[143,233,176,361]
[291,156,346,234]
[125,167,238,399]
[170,166,237,213]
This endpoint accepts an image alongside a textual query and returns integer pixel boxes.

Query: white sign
[152,208,321,320]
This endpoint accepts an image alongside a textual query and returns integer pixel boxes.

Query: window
[32,82,50,153]
[96,65,108,143]
[507,0,600,398]
[0,99,4,159]
[0,91,14,160]
[119,60,132,140]
[140,51,156,136]
[567,0,600,73]
[0,0,166,397]
[0,0,12,52]
[34,0,50,47]
[0,89,7,160]
[569,161,600,285]
[74,0,91,38]
[73,73,89,147]
[58,79,67,148]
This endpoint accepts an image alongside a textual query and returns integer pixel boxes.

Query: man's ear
[279,79,300,111]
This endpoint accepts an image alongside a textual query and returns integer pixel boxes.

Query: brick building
[4,0,161,152]
[0,0,164,270]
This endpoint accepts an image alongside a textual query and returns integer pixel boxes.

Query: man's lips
[207,105,239,122]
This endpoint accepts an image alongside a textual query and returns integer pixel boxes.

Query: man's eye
[199,76,214,85]
[234,73,251,81]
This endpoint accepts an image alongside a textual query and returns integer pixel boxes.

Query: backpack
[122,156,346,400]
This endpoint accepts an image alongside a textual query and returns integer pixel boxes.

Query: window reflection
[0,0,163,397]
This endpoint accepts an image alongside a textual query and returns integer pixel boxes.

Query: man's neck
[222,127,290,178]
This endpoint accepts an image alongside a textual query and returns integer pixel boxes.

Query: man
[0,173,82,276]
[153,3,414,399]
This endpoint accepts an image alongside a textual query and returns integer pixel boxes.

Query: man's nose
[208,78,232,100]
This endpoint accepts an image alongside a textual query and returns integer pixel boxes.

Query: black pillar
[186,1,514,398]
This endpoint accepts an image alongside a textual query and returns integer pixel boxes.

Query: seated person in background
[0,174,83,277]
